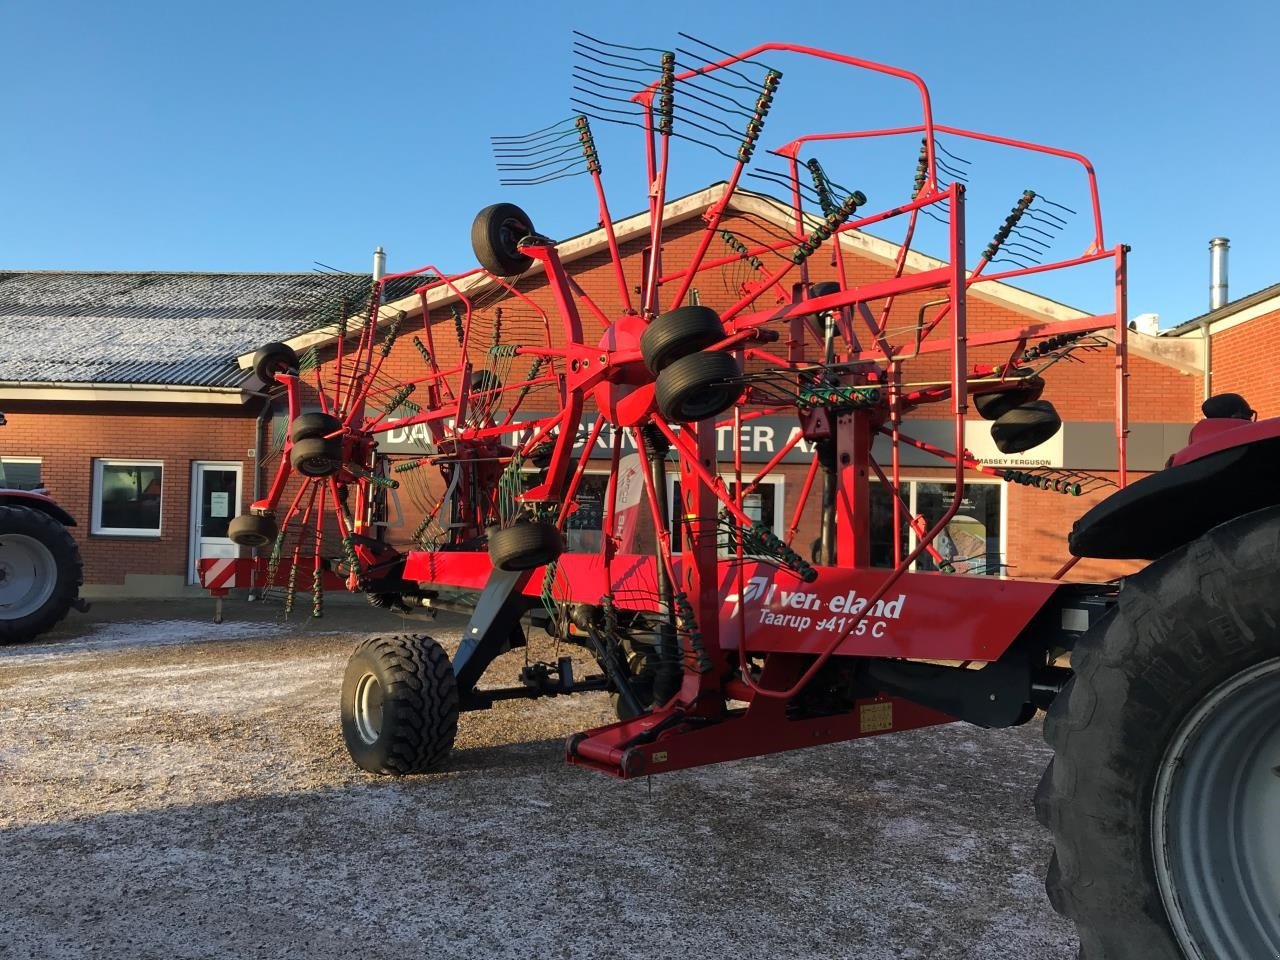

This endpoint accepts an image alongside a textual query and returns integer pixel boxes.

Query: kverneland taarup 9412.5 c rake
[224,37,1280,960]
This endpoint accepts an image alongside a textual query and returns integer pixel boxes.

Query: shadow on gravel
[0,723,1078,960]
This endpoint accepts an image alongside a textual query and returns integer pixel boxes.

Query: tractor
[226,38,1280,959]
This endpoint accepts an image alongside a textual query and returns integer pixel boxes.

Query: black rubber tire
[488,520,563,572]
[1037,506,1280,959]
[639,306,726,375]
[0,505,83,645]
[252,342,299,385]
[654,350,743,423]
[341,634,458,775]
[471,202,536,276]
[290,435,342,477]
[290,412,342,443]
[973,376,1046,421]
[227,513,278,548]
[990,399,1061,454]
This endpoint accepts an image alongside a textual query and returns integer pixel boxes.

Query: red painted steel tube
[555,417,606,533]
[1114,245,1130,488]
[589,168,633,315]
[785,455,820,548]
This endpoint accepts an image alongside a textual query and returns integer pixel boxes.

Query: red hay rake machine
[223,37,1280,960]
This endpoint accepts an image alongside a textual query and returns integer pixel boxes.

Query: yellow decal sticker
[859,701,893,733]
[652,751,668,763]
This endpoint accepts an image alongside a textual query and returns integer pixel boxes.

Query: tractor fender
[0,491,77,527]
[1069,417,1280,561]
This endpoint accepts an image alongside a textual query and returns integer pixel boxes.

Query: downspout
[1201,319,1212,402]
[247,394,272,601]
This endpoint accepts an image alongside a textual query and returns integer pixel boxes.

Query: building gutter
[0,382,249,405]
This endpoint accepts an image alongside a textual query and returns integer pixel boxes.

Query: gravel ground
[0,598,1077,959]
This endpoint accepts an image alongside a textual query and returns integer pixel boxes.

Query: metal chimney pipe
[1209,237,1229,310]
[373,246,387,282]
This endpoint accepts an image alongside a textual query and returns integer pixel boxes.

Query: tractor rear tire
[654,350,743,423]
[341,634,458,775]
[990,399,1061,454]
[488,521,563,572]
[0,505,83,645]
[1037,505,1280,959]
[252,342,299,385]
[227,513,277,548]
[471,202,536,276]
[639,306,726,375]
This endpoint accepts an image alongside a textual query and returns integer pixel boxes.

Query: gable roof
[251,184,1199,377]
[0,271,422,397]
[1165,281,1280,338]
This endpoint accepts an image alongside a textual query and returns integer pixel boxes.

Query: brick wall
[1209,307,1280,418]
[0,400,257,589]
[330,211,1197,583]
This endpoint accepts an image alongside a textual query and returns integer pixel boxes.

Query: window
[0,457,42,491]
[668,476,785,556]
[564,473,610,553]
[92,459,164,536]
[870,478,1005,575]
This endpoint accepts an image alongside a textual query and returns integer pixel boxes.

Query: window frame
[0,456,43,492]
[666,473,787,557]
[874,475,1008,575]
[91,458,165,538]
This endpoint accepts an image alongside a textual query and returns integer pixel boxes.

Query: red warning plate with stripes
[197,557,242,590]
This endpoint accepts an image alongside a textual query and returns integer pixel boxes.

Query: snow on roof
[0,271,421,388]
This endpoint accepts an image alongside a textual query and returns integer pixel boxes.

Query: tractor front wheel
[0,505,83,644]
[1037,505,1280,959]
[340,634,458,775]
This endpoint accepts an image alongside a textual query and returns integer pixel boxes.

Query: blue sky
[1,0,1274,327]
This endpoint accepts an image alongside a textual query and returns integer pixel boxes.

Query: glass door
[189,462,242,584]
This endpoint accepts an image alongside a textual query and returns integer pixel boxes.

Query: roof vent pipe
[1209,237,1229,311]
[373,246,387,282]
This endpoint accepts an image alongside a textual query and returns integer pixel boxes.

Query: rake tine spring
[933,138,972,166]
[571,29,671,56]
[572,39,664,73]
[570,68,652,99]
[490,117,579,142]
[678,31,777,75]
[1036,195,1078,215]
[1026,207,1069,228]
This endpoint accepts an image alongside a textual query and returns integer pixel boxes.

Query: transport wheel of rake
[1037,506,1280,959]
[973,375,1045,421]
[654,350,743,423]
[0,505,82,645]
[341,634,459,775]
[990,399,1061,454]
[639,305,727,375]
[251,341,299,386]
[487,520,563,572]
[471,202,536,276]
[289,412,342,443]
[227,512,277,548]
[289,435,342,478]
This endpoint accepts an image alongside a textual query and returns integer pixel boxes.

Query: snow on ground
[0,603,1078,960]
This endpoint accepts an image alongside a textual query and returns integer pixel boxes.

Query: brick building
[1,187,1240,596]
[1165,280,1280,420]
[0,270,416,596]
